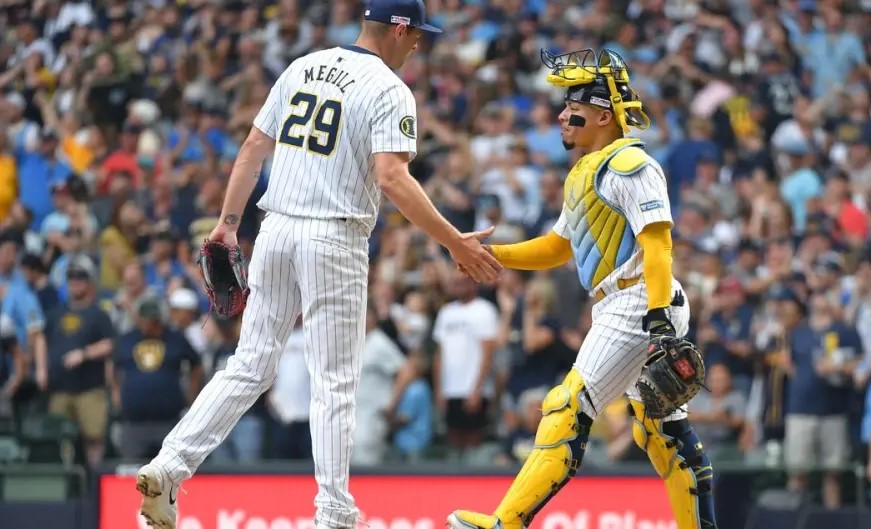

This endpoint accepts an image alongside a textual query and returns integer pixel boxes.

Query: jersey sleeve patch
[608,146,649,176]
[399,116,416,139]
[639,199,665,212]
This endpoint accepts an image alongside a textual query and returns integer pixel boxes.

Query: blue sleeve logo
[640,200,664,212]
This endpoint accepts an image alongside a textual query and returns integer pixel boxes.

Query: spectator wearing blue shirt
[40,181,78,242]
[201,106,238,165]
[698,277,757,396]
[44,256,115,469]
[467,3,500,43]
[20,253,59,316]
[386,354,433,462]
[40,181,96,245]
[112,295,203,460]
[756,288,804,451]
[0,233,47,392]
[48,227,90,304]
[142,228,189,300]
[15,127,72,230]
[666,116,720,213]
[166,102,211,168]
[39,181,99,265]
[784,292,861,508]
[524,102,569,168]
[778,138,823,233]
[804,7,866,99]
[324,0,361,46]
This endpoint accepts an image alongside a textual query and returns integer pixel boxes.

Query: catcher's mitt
[635,335,706,419]
[198,240,250,317]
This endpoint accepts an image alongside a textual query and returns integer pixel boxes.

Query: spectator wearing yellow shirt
[0,134,16,223]
[99,200,144,290]
[33,87,104,180]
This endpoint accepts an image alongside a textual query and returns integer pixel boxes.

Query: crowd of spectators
[0,0,870,508]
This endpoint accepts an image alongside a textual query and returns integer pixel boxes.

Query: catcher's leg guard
[449,369,592,529]
[629,400,717,529]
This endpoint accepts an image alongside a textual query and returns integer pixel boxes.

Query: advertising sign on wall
[100,474,675,529]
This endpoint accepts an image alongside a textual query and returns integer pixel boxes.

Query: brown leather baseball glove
[197,240,250,317]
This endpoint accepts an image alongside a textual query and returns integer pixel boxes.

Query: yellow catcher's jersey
[552,138,672,295]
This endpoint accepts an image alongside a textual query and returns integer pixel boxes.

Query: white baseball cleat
[136,463,179,529]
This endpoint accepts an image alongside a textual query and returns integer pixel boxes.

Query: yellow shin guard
[629,400,713,529]
[493,369,593,528]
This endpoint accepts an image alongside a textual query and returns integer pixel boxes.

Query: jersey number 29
[278,91,343,157]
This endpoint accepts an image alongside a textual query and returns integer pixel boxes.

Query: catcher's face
[558,101,613,151]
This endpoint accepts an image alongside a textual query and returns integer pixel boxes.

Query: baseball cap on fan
[363,0,442,33]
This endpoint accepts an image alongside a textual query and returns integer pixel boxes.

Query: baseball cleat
[447,511,518,529]
[136,463,179,529]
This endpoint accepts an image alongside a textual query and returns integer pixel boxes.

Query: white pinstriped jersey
[552,159,672,293]
[252,46,418,234]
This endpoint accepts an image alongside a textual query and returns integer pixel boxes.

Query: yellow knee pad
[534,368,590,447]
[629,400,703,529]
[494,369,593,528]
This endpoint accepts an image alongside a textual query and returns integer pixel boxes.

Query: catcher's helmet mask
[541,48,650,134]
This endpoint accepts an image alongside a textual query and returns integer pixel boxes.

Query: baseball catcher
[198,240,250,317]
[447,48,718,529]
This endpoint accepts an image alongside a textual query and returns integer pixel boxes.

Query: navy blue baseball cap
[363,0,442,33]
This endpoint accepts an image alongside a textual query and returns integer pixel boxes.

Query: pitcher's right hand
[449,227,502,284]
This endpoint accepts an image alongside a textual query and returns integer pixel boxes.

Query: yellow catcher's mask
[541,48,650,134]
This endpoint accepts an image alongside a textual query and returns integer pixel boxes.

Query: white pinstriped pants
[154,212,369,528]
[575,280,690,422]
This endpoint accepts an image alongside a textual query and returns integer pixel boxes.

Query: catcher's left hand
[636,308,705,419]
[198,239,250,317]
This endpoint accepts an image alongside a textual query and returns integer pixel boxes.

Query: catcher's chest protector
[562,137,644,291]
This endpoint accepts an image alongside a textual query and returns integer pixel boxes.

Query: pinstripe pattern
[152,45,415,529]
[555,157,689,422]
[254,46,417,236]
[576,280,690,422]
